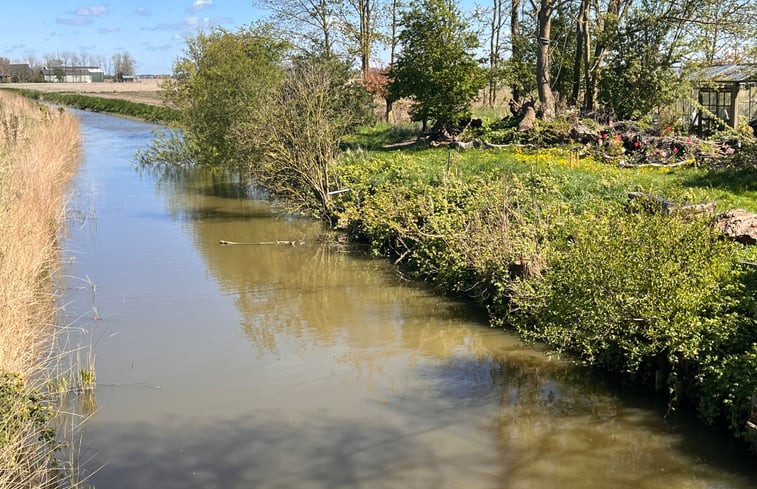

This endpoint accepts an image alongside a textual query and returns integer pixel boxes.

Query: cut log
[619,160,691,169]
[481,141,536,149]
[569,120,598,143]
[748,392,757,439]
[627,192,716,217]
[714,209,757,244]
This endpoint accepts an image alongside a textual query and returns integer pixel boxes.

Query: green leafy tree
[388,0,484,131]
[502,0,536,105]
[162,25,288,168]
[598,9,683,120]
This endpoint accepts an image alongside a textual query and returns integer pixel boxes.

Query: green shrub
[0,371,54,449]
[511,203,756,433]
[335,146,757,438]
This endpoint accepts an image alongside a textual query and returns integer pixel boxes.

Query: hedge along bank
[0,87,180,125]
[331,144,757,441]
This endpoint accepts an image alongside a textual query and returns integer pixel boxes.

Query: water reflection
[148,167,756,488]
[69,114,757,489]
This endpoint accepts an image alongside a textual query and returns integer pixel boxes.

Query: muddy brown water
[61,110,756,489]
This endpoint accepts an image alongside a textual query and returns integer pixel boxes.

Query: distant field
[9,79,164,106]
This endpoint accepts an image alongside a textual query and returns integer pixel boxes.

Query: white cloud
[183,16,212,28]
[76,5,107,16]
[191,0,214,12]
[134,8,152,16]
[145,44,173,52]
[98,26,120,34]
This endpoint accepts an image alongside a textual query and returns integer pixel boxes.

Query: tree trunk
[320,0,332,58]
[536,0,555,120]
[360,0,371,81]
[386,98,394,123]
[390,0,399,66]
[584,0,627,112]
[489,0,504,108]
[571,0,590,107]
[510,0,522,103]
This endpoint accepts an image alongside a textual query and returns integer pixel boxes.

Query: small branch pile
[579,121,746,168]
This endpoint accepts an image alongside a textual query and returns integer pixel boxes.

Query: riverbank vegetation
[138,0,757,445]
[333,143,757,436]
[0,87,179,125]
[0,92,82,486]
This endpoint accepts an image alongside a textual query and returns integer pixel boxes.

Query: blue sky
[2,1,480,75]
[2,1,268,74]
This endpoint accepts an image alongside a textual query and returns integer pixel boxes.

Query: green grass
[0,87,180,125]
[341,139,757,213]
[342,122,423,150]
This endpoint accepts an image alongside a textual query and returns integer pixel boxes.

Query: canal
[61,110,756,489]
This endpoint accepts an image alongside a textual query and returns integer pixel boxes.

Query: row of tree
[158,0,755,212]
[0,51,136,81]
[255,0,756,123]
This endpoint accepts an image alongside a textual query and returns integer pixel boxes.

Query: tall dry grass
[0,91,82,487]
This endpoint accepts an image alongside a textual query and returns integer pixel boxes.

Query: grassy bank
[0,92,82,486]
[0,87,179,125]
[333,131,757,439]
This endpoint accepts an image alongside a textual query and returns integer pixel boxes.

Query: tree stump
[518,105,536,132]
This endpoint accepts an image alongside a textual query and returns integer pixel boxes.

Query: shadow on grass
[680,167,757,194]
[343,123,426,152]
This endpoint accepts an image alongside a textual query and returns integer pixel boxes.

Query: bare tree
[78,49,92,67]
[255,0,343,57]
[342,0,378,80]
[485,0,508,107]
[43,54,63,67]
[112,51,136,80]
[22,54,40,71]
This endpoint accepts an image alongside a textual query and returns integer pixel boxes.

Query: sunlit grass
[343,123,757,213]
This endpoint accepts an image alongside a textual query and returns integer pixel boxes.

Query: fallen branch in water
[219,240,303,246]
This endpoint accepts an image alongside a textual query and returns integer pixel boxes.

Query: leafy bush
[0,371,53,449]
[335,146,757,438]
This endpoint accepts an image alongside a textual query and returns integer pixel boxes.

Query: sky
[2,1,269,74]
[2,0,481,75]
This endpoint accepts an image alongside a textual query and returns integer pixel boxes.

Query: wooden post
[729,82,740,129]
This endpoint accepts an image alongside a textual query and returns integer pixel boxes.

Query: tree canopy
[162,25,288,168]
[388,0,484,128]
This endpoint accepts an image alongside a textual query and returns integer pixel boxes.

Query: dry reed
[0,91,82,487]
